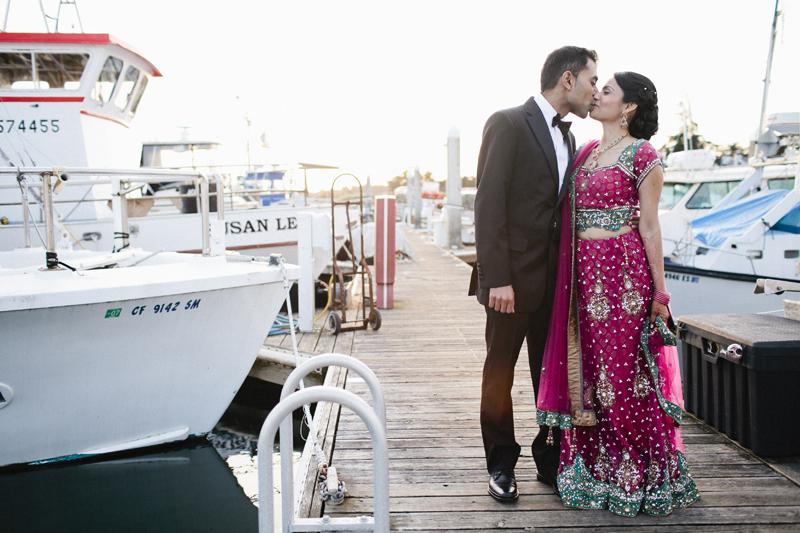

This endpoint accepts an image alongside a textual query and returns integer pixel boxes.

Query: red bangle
[653,289,670,305]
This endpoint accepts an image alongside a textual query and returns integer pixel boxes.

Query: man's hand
[629,213,640,230]
[489,285,515,313]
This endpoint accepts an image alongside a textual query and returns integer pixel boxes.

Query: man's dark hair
[540,46,598,92]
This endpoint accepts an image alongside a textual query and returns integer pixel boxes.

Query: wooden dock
[271,228,800,531]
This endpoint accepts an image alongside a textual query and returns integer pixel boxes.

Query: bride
[536,71,700,516]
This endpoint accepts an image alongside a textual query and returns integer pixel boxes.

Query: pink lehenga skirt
[557,231,700,516]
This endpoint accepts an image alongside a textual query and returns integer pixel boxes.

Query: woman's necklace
[584,133,629,171]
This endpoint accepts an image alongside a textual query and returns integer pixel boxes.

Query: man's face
[566,59,598,119]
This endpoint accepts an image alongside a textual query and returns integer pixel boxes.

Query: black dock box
[679,313,800,457]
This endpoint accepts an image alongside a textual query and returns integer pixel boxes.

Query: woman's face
[589,77,628,123]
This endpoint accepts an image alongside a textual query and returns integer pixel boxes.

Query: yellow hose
[313,275,334,322]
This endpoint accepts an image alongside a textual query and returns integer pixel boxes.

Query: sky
[4,0,798,191]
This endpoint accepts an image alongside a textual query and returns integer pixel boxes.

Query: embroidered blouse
[573,139,662,231]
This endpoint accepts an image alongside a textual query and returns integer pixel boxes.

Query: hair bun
[638,87,657,106]
[614,71,659,140]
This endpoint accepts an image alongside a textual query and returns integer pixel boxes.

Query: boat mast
[758,0,780,137]
[682,99,692,152]
[2,0,83,33]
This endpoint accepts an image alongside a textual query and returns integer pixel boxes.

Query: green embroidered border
[618,138,646,178]
[537,409,573,430]
[557,451,700,517]
[639,325,683,426]
[576,206,636,232]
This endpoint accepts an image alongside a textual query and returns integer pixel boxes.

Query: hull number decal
[105,308,122,318]
[0,119,60,133]
[126,299,201,317]
[666,272,700,283]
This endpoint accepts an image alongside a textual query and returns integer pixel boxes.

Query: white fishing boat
[0,167,300,468]
[0,30,348,281]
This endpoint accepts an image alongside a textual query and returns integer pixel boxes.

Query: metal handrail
[277,354,386,530]
[1,167,225,262]
[280,353,386,426]
[257,386,389,533]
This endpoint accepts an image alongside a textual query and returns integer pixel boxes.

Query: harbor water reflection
[0,378,306,532]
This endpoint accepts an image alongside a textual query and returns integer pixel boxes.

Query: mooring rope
[275,258,331,472]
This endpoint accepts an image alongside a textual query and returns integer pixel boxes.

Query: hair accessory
[653,289,670,306]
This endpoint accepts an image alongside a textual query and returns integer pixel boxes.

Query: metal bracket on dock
[257,386,389,533]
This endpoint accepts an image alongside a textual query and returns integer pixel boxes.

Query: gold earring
[620,111,629,129]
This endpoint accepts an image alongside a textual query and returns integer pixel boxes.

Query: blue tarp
[691,189,792,247]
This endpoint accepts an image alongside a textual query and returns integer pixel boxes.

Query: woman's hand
[650,300,669,326]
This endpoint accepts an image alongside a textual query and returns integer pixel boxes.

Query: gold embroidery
[620,239,643,317]
[588,272,610,322]
[596,365,615,409]
[615,451,642,493]
[633,370,651,399]
[594,445,613,482]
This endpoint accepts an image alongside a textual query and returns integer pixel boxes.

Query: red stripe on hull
[0,96,84,102]
[178,241,299,254]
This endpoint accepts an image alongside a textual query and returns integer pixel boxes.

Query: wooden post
[375,195,396,309]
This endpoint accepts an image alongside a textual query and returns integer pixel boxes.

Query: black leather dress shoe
[536,472,560,496]
[488,469,518,501]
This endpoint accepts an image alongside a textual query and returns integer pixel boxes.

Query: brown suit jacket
[469,97,575,313]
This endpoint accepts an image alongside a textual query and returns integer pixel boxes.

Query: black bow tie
[551,114,571,138]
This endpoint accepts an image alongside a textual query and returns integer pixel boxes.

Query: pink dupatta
[536,140,598,429]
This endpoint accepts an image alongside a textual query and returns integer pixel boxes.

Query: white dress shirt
[533,93,570,194]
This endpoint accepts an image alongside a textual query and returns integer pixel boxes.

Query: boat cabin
[0,33,160,168]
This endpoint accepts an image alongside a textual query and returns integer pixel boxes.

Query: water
[0,378,309,533]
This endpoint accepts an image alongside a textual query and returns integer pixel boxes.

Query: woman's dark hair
[614,72,659,140]
[540,46,598,92]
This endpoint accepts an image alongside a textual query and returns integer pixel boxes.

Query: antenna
[757,0,780,136]
[2,0,85,33]
[54,0,84,33]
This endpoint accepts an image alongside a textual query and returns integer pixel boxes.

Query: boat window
[114,66,141,110]
[35,53,88,89]
[129,75,148,115]
[0,53,32,88]
[91,56,123,103]
[685,181,739,209]
[767,178,795,190]
[1,52,88,90]
[659,182,691,209]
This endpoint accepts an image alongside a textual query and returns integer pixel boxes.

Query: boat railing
[0,167,224,262]
[140,163,313,208]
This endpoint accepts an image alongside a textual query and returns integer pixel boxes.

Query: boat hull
[0,256,296,468]
[666,263,800,318]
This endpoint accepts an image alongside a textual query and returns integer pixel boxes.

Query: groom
[469,46,598,501]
